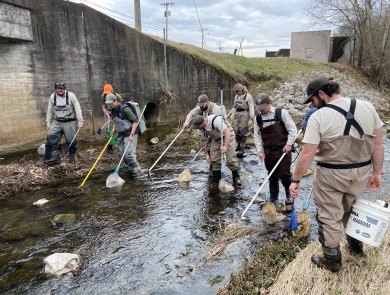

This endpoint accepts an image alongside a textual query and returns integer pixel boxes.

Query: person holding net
[290,76,383,272]
[106,94,141,177]
[191,114,241,187]
[183,94,221,176]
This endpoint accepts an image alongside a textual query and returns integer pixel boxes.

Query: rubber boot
[346,235,365,257]
[232,170,241,187]
[269,184,279,203]
[284,189,293,213]
[44,150,61,165]
[311,246,342,272]
[69,152,76,164]
[212,170,221,183]
[208,164,213,178]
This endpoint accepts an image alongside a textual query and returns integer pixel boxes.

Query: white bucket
[345,199,390,247]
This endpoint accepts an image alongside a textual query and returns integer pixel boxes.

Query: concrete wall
[0,0,235,153]
[290,30,331,63]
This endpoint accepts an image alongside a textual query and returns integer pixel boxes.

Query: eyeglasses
[55,82,65,88]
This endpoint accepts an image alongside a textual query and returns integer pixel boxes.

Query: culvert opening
[144,102,159,123]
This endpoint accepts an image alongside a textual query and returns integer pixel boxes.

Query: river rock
[33,198,49,206]
[52,214,76,225]
[150,137,159,144]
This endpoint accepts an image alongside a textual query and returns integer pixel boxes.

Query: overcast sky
[70,0,310,57]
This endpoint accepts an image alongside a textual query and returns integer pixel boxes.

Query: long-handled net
[177,148,202,182]
[106,101,148,188]
[292,186,312,237]
[261,166,286,224]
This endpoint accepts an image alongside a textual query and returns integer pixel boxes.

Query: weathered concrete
[0,2,33,41]
[0,0,235,154]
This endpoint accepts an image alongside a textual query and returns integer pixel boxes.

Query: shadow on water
[1,135,389,294]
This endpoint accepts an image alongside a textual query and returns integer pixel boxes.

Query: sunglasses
[55,82,65,87]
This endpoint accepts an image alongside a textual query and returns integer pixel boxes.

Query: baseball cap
[191,115,205,129]
[196,94,209,107]
[301,108,317,127]
[254,93,270,110]
[103,84,113,94]
[105,93,116,104]
[304,76,334,104]
[233,83,244,93]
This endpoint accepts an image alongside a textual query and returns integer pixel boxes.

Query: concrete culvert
[143,102,159,123]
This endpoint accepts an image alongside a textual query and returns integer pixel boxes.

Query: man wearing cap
[290,76,383,272]
[191,114,241,186]
[106,94,141,175]
[230,84,255,158]
[101,84,123,152]
[44,82,83,165]
[183,94,221,174]
[254,93,297,208]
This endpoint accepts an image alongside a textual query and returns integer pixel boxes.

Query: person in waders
[101,84,123,152]
[106,94,141,176]
[254,93,297,210]
[191,115,241,187]
[44,82,83,165]
[183,94,222,176]
[290,76,384,272]
[230,83,255,158]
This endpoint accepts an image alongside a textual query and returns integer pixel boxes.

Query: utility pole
[217,41,223,53]
[134,0,141,31]
[160,2,174,41]
[163,28,168,89]
[193,0,207,50]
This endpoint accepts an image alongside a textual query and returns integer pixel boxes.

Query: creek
[0,131,389,295]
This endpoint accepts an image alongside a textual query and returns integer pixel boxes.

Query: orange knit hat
[103,84,113,94]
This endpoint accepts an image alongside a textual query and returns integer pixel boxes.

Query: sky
[69,0,310,57]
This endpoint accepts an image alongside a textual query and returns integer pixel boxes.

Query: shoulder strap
[323,99,364,138]
[256,113,263,128]
[211,115,220,129]
[54,93,56,106]
[275,107,288,135]
[66,91,69,105]
[121,102,139,121]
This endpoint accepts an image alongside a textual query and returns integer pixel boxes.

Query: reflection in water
[0,135,389,295]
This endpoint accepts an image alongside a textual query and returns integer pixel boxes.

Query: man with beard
[183,94,221,174]
[290,76,384,272]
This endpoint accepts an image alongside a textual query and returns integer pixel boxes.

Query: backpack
[119,102,142,136]
[256,106,288,135]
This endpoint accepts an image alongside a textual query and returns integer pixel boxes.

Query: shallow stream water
[1,132,389,295]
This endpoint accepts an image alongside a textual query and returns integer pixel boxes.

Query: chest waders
[257,111,292,205]
[44,92,77,165]
[311,99,374,270]
[234,94,250,157]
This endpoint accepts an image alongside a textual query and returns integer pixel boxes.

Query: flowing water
[1,132,389,295]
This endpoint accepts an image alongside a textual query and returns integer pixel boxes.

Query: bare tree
[305,0,390,89]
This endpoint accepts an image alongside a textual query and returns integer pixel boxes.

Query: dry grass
[269,230,390,295]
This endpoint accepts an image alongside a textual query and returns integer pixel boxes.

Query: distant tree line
[306,0,390,90]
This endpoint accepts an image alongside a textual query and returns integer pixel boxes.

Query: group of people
[44,82,140,175]
[43,76,384,273]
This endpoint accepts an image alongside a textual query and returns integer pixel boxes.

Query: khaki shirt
[303,98,383,144]
[254,106,297,152]
[46,91,84,127]
[184,102,221,125]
